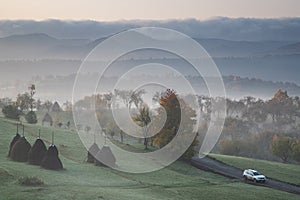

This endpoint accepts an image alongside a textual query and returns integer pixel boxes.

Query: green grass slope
[210,154,300,186]
[0,117,299,200]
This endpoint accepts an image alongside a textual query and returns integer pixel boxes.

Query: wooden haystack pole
[28,129,47,165]
[41,132,63,170]
[8,123,21,157]
[10,125,31,162]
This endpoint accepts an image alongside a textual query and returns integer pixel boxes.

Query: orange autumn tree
[153,89,198,160]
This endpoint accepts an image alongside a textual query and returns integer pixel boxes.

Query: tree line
[209,89,300,163]
[2,86,300,163]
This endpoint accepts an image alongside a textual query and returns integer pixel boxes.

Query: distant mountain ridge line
[0,32,298,60]
[1,17,300,41]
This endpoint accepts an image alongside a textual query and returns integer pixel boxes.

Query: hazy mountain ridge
[0,33,92,59]
[269,42,300,55]
[0,33,298,60]
[1,18,300,41]
[0,21,300,99]
[194,38,292,57]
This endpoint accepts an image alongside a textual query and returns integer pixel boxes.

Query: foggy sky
[0,0,299,21]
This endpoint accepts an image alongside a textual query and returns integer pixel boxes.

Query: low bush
[25,111,38,124]
[2,105,22,120]
[18,177,44,186]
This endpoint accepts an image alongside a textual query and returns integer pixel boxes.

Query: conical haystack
[42,113,53,126]
[10,137,31,162]
[28,130,47,165]
[95,145,116,167]
[10,125,31,162]
[41,144,63,170]
[41,132,63,170]
[87,143,100,163]
[8,124,20,157]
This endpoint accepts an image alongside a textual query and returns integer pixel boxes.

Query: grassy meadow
[210,154,300,186]
[0,116,299,200]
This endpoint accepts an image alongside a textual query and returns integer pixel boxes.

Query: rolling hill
[0,33,296,60]
[270,42,300,55]
[0,117,299,199]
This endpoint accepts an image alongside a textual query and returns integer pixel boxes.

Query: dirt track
[191,156,300,195]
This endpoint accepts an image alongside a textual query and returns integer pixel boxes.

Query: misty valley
[1,17,300,200]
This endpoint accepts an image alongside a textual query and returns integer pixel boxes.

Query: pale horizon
[0,0,299,21]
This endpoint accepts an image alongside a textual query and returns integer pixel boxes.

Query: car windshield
[253,171,261,175]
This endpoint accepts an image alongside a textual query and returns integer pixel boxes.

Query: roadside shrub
[270,136,292,163]
[2,105,22,120]
[291,139,300,162]
[219,138,241,156]
[25,111,37,124]
[180,135,199,161]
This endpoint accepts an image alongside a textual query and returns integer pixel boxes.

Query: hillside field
[210,154,300,186]
[0,117,299,200]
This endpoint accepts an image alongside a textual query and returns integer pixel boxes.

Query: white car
[243,169,266,183]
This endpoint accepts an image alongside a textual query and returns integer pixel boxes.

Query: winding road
[191,156,300,195]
